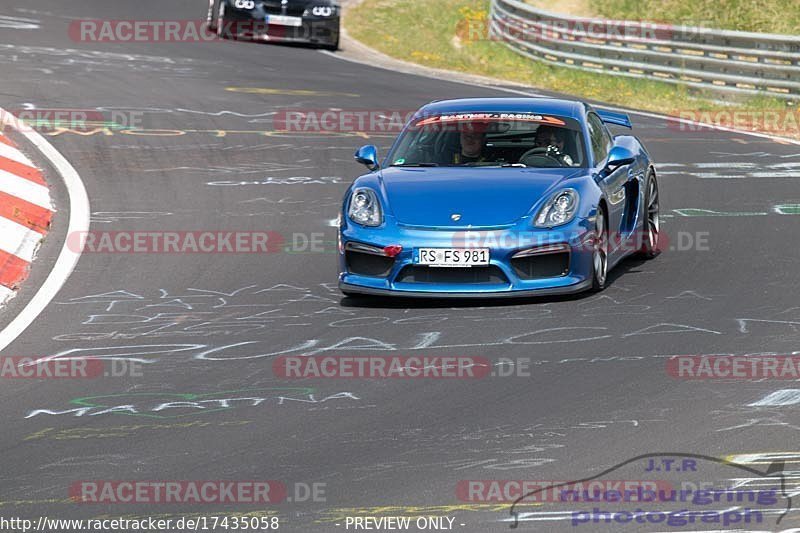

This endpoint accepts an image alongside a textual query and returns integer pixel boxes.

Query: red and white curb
[0,109,88,352]
[0,130,54,305]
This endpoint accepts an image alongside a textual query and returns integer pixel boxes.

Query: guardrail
[489,0,800,99]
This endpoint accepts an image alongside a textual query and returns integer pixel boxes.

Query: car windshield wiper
[501,163,527,167]
[390,163,439,167]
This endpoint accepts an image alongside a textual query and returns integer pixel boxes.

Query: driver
[534,125,574,166]
[452,122,489,164]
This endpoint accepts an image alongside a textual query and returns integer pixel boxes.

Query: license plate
[415,248,490,267]
[266,15,303,26]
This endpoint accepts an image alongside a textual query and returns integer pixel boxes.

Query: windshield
[387,112,586,168]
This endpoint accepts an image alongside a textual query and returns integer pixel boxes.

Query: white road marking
[0,15,40,30]
[748,389,800,407]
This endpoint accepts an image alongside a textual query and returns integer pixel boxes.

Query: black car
[207,0,340,50]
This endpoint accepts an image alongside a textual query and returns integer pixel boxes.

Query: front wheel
[320,35,340,51]
[215,2,228,38]
[207,0,220,32]
[638,172,660,259]
[591,207,609,292]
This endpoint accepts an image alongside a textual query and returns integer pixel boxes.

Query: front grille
[346,251,394,277]
[261,0,307,16]
[511,252,569,279]
[396,265,508,284]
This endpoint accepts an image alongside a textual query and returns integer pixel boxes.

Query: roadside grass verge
[589,0,800,34]
[345,0,798,138]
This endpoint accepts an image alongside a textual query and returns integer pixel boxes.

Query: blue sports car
[338,98,660,298]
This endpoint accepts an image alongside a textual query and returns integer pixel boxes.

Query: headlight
[534,189,579,228]
[348,188,383,227]
[304,5,338,16]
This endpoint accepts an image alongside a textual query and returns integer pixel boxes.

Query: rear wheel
[591,207,609,292]
[639,172,660,258]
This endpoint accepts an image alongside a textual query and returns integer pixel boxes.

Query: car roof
[416,97,586,121]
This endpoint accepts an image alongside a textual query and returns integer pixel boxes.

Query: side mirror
[355,145,380,171]
[603,145,636,174]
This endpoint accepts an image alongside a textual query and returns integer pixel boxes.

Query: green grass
[589,0,800,34]
[346,0,793,121]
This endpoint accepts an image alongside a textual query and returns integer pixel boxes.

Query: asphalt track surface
[1,1,799,532]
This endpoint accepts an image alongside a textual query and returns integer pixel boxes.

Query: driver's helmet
[534,125,566,148]
[533,125,573,166]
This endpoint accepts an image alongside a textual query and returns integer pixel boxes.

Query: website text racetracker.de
[0,516,280,532]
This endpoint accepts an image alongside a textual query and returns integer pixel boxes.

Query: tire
[215,2,227,38]
[207,0,220,32]
[321,36,340,51]
[591,206,609,292]
[638,172,661,259]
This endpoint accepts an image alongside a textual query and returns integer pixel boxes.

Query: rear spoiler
[596,109,632,129]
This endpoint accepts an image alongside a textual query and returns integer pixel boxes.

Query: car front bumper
[339,279,593,299]
[338,218,597,298]
[221,6,339,46]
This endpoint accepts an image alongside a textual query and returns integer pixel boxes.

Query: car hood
[379,167,584,228]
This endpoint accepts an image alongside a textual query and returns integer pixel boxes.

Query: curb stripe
[0,250,31,290]
[0,168,53,210]
[0,126,54,302]
[0,285,14,305]
[0,190,53,232]
[0,216,45,262]
[0,155,47,186]
[0,141,35,166]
